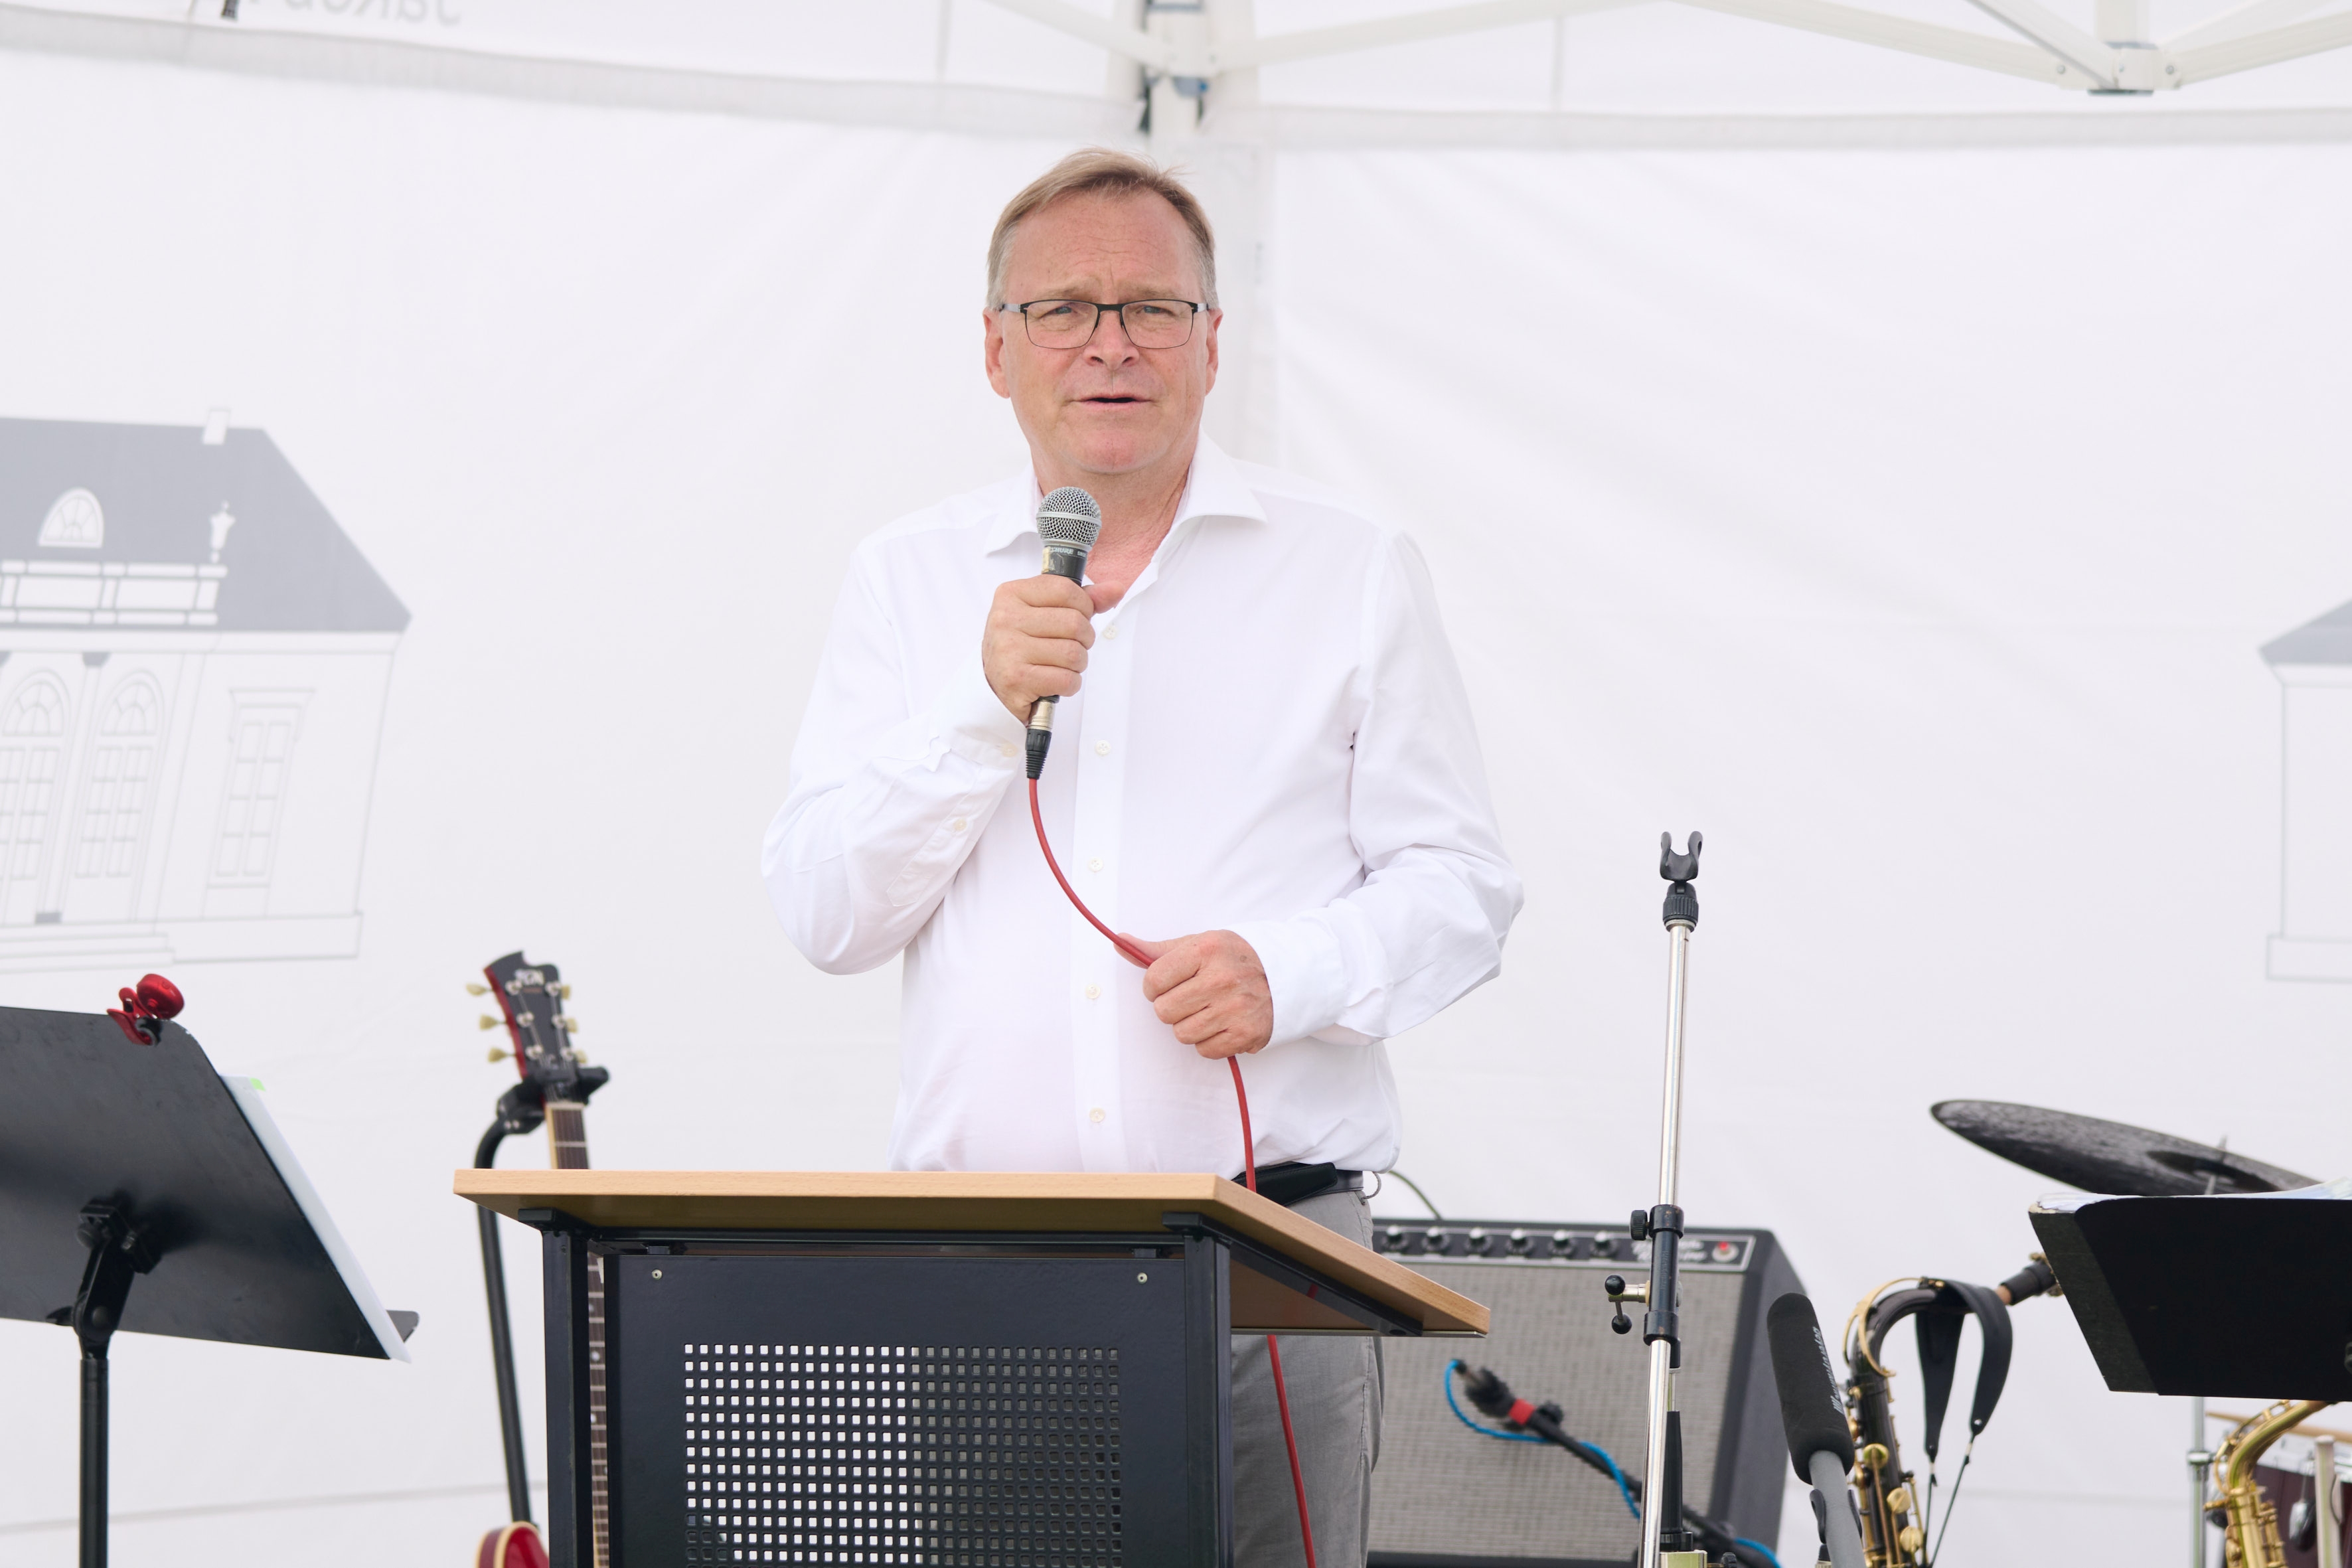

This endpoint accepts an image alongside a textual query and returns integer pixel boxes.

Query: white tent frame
[990,0,2352,102]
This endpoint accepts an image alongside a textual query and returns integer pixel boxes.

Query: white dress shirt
[765,437,1520,1176]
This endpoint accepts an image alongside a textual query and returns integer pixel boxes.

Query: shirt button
[998,744,1014,759]
[1103,625,1121,641]
[1087,857,1103,872]
[1088,1107,1106,1123]
[1094,740,1111,756]
[1083,983,1101,1000]
[950,818,968,833]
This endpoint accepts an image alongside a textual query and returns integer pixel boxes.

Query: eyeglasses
[998,298,1203,350]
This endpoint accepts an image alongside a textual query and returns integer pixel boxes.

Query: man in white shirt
[766,149,1520,1568]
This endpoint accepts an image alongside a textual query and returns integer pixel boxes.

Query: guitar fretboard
[547,1103,589,1171]
[544,1098,609,1568]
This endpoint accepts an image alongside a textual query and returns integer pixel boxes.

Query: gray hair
[986,147,1218,311]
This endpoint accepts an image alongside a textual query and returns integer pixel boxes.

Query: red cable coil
[1027,778,1318,1568]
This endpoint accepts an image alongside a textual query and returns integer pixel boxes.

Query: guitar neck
[542,1099,609,1568]
[546,1101,590,1171]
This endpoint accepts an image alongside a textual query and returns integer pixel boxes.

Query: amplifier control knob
[1424,1227,1448,1253]
[1382,1227,1405,1252]
[1593,1235,1618,1258]
[1508,1228,1531,1254]
[1550,1229,1573,1255]
[1466,1227,1488,1254]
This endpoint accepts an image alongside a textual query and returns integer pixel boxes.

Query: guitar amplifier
[1368,1217,1802,1568]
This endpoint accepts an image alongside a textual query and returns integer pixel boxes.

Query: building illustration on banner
[2263,598,2352,982]
[0,417,406,972]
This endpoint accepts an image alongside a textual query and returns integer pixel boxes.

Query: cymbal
[1931,1100,2315,1197]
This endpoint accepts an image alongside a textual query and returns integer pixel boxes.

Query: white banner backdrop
[0,34,2347,1567]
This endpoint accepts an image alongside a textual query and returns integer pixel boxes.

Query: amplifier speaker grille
[1368,1219,1800,1568]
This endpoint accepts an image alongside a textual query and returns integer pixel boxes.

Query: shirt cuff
[936,653,1028,769]
[1227,916,1355,1048]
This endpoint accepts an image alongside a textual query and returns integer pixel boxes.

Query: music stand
[0,1000,415,1567]
[2029,1190,2352,1397]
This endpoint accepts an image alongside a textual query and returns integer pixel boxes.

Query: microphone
[1024,485,1102,781]
[1767,1292,1866,1568]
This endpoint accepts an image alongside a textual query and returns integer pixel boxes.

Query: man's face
[984,191,1221,480]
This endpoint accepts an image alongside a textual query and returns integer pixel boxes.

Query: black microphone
[1767,1293,1865,1568]
[1024,486,1102,781]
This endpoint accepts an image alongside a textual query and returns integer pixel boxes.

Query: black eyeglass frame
[996,298,1206,349]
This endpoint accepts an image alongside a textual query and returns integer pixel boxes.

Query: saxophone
[1843,1280,1935,1566]
[1840,1257,2058,1567]
[2212,1400,2331,1568]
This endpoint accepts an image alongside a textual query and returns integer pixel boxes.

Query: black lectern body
[456,1171,1488,1568]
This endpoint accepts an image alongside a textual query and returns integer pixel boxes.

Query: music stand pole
[66,1201,156,1568]
[1635,833,1703,1568]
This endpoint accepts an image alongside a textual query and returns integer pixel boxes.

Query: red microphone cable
[1027,777,1320,1568]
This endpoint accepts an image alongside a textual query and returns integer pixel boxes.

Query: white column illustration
[2264,599,2352,982]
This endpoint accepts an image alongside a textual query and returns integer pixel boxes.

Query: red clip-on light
[107,973,185,1046]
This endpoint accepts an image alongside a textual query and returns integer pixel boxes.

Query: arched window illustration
[0,675,71,906]
[75,676,163,880]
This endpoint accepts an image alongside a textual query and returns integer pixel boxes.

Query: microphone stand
[1611,832,1705,1568]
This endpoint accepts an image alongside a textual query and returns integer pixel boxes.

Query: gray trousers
[1229,1190,1383,1568]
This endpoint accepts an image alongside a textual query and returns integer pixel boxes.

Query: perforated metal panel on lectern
[455,1171,1487,1568]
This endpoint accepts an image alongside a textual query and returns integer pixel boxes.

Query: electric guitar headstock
[471,951,607,1168]
[475,953,600,1097]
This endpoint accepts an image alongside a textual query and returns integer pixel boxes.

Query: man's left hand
[1125,931,1273,1059]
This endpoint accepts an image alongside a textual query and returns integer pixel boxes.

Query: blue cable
[1443,1360,1549,1443]
[1439,1362,1783,1568]
[1442,1362,1638,1518]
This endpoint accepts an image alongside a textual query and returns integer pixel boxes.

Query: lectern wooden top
[455,1168,1488,1336]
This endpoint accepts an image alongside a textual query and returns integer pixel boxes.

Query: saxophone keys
[1897,1524,1926,1555]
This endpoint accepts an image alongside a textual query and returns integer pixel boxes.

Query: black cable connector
[1026,724,1052,781]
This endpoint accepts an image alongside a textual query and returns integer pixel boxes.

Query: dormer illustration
[0,418,408,969]
[2263,598,2352,982]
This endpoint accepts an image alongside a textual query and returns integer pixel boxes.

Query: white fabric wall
[0,33,2348,1566]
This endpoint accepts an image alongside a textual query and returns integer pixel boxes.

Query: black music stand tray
[0,1002,415,1566]
[458,1170,1490,1568]
[2029,1189,2352,1398]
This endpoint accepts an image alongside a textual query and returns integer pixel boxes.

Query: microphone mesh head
[1036,487,1102,551]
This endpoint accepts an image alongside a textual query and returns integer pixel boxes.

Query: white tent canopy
[1,3,2348,1565]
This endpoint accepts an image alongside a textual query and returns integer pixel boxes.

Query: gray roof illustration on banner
[0,418,408,633]
[2261,599,2352,667]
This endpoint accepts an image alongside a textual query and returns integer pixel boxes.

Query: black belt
[1235,1160,1364,1208]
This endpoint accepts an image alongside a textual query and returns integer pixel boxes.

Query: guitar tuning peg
[465,981,489,996]
[571,1050,590,1063]
[555,983,573,999]
[487,1047,510,1064]
[559,1016,580,1032]
[477,1014,503,1032]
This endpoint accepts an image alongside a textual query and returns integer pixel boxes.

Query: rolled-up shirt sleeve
[763,547,1027,974]
[1227,533,1522,1046]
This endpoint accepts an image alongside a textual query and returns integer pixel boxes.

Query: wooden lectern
[455,1171,1487,1568]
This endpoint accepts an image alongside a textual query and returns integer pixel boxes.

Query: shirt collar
[982,433,1268,556]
